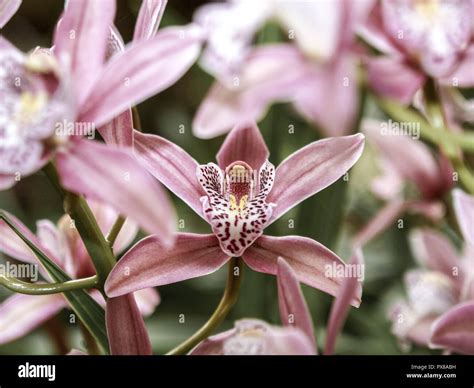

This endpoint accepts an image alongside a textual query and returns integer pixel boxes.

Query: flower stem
[424,79,474,195]
[375,97,474,154]
[166,257,243,355]
[106,215,126,248]
[43,162,116,289]
[0,274,98,295]
[374,94,474,194]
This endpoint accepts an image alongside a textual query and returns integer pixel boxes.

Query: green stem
[43,163,116,289]
[375,94,474,194]
[166,257,243,355]
[375,97,474,154]
[64,193,116,287]
[0,274,98,295]
[106,215,125,248]
[424,79,474,195]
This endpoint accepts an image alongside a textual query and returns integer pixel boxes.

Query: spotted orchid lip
[197,159,275,257]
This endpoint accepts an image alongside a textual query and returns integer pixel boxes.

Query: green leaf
[0,212,110,354]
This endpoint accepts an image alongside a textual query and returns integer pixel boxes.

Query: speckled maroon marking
[197,160,275,257]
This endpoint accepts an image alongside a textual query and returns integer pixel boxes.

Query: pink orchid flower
[0,0,203,240]
[105,122,364,307]
[191,252,363,355]
[359,0,474,104]
[390,189,474,354]
[0,201,159,349]
[192,0,374,139]
[0,0,21,28]
[354,119,453,246]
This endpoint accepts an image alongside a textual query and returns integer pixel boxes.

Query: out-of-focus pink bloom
[0,0,203,240]
[360,0,474,103]
[105,122,364,306]
[430,189,474,354]
[192,0,374,138]
[0,202,159,350]
[354,119,453,246]
[191,251,364,355]
[191,258,315,355]
[99,0,168,148]
[390,190,474,354]
[0,0,21,28]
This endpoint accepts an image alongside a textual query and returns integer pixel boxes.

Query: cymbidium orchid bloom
[354,119,453,246]
[105,122,364,306]
[0,0,204,240]
[191,252,363,355]
[390,189,474,354]
[359,0,474,104]
[0,201,159,347]
[192,0,374,138]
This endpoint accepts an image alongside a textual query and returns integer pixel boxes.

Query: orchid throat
[197,160,275,257]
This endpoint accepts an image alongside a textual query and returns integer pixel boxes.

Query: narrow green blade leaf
[0,212,110,354]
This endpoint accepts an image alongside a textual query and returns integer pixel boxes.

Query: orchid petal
[277,257,316,349]
[98,109,134,148]
[357,2,400,56]
[36,219,74,273]
[78,25,203,128]
[190,319,315,355]
[56,139,176,242]
[381,0,472,78]
[430,302,474,354]
[87,201,138,255]
[106,294,152,355]
[0,174,16,190]
[267,133,364,223]
[410,229,461,281]
[0,211,44,264]
[105,233,229,297]
[443,46,474,88]
[216,122,269,170]
[53,0,116,105]
[134,130,205,218]
[134,288,160,317]
[405,200,445,221]
[0,0,21,28]
[363,119,442,197]
[453,189,474,246]
[133,0,167,42]
[189,328,237,355]
[293,55,359,137]
[192,44,311,139]
[242,235,362,306]
[274,0,342,61]
[0,293,66,345]
[366,57,426,104]
[324,249,364,355]
[353,200,406,246]
[193,1,270,81]
[261,327,316,355]
[106,25,125,59]
[197,161,275,257]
